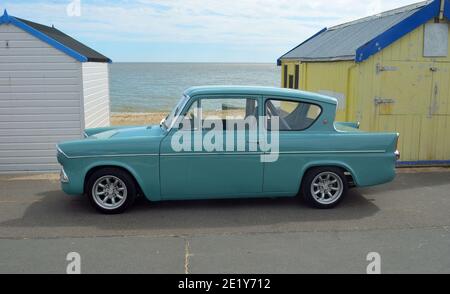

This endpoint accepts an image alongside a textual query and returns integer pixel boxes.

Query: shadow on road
[0,188,380,232]
[358,171,450,196]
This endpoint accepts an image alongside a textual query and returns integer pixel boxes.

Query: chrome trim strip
[60,168,69,183]
[160,150,386,156]
[59,149,386,159]
[59,152,159,159]
[71,154,159,159]
[273,150,386,154]
[161,152,264,156]
[56,146,70,158]
[57,144,159,159]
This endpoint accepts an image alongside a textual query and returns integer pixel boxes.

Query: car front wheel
[301,167,348,209]
[86,168,137,214]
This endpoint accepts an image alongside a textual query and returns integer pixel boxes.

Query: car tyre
[301,167,348,209]
[86,168,137,214]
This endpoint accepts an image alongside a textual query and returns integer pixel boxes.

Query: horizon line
[109,61,278,64]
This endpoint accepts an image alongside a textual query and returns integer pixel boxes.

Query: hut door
[429,63,450,116]
[419,62,450,161]
[376,62,433,115]
[374,62,433,162]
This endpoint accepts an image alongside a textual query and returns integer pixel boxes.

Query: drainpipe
[345,64,357,122]
[439,0,445,20]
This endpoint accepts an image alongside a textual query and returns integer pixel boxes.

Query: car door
[159,95,264,199]
[262,97,323,194]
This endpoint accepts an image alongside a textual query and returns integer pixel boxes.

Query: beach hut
[0,10,112,172]
[277,0,450,165]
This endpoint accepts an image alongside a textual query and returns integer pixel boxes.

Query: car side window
[182,97,258,131]
[265,99,321,131]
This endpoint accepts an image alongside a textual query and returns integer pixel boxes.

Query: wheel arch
[299,161,358,191]
[83,163,145,198]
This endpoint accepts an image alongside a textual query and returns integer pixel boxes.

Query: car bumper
[59,166,84,196]
[60,167,69,183]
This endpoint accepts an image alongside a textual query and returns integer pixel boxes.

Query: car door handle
[247,140,259,145]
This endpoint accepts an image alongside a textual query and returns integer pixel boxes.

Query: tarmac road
[0,168,449,274]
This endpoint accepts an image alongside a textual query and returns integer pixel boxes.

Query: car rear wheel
[301,167,348,209]
[86,168,137,214]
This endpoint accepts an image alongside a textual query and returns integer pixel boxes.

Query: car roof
[183,86,337,105]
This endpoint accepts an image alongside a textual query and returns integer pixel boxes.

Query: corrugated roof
[279,1,432,62]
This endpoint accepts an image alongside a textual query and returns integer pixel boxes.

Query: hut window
[283,65,288,88]
[424,23,448,57]
[294,64,299,89]
[288,75,294,89]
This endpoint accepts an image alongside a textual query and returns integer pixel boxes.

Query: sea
[109,63,280,112]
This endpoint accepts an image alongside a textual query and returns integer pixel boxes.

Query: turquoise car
[57,86,399,214]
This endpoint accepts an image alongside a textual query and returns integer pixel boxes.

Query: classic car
[57,86,400,214]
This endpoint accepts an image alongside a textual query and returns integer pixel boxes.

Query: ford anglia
[57,86,400,214]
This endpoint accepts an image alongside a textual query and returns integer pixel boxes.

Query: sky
[0,0,420,62]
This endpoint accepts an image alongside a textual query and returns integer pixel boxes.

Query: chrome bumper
[60,168,69,183]
[395,150,400,160]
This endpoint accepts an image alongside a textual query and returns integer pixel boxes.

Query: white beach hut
[0,10,111,172]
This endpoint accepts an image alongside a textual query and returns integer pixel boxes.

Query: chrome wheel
[92,175,127,210]
[310,171,343,205]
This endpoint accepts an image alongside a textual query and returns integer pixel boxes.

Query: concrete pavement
[0,169,449,273]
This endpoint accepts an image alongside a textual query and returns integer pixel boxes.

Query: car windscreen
[163,94,190,129]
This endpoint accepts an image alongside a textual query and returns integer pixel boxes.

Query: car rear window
[265,99,321,131]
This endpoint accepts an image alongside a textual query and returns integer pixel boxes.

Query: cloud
[0,0,418,61]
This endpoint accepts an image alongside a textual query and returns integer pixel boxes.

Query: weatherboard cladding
[82,62,111,128]
[279,1,430,62]
[0,12,111,172]
[0,23,83,172]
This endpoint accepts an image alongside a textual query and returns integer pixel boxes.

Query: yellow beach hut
[278,0,450,165]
